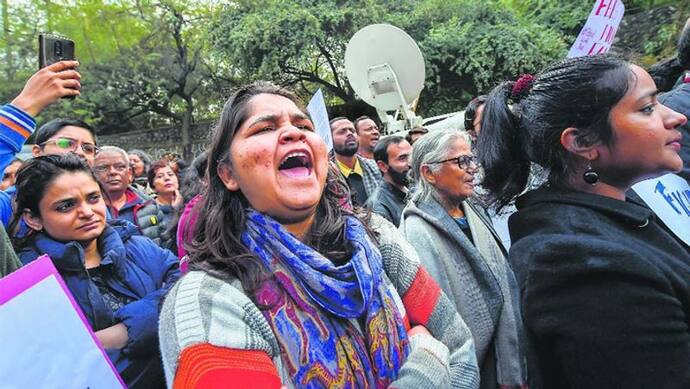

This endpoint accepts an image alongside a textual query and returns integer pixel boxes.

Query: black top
[88,265,135,313]
[453,216,474,244]
[346,173,368,207]
[366,181,408,227]
[509,187,690,389]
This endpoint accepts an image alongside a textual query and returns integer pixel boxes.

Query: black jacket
[366,181,408,227]
[508,187,690,389]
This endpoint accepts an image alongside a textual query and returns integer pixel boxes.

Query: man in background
[367,135,412,227]
[353,115,380,160]
[406,126,428,146]
[329,117,382,207]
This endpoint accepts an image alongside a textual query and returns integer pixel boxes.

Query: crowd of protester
[1,18,690,389]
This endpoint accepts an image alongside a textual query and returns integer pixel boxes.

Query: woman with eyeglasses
[400,129,527,388]
[477,55,690,388]
[31,118,99,166]
[158,82,481,388]
[11,153,180,388]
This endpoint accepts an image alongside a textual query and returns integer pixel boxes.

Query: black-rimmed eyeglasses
[428,154,478,170]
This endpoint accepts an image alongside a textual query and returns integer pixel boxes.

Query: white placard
[0,257,124,388]
[306,89,333,151]
[632,173,690,247]
[568,0,625,58]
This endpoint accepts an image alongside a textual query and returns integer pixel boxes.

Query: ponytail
[476,55,632,208]
[476,81,531,209]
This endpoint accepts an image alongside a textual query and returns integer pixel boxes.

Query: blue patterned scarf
[242,210,409,388]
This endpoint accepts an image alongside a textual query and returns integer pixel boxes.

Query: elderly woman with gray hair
[399,129,527,389]
[128,149,153,192]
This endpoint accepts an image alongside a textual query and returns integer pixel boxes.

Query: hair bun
[510,74,535,102]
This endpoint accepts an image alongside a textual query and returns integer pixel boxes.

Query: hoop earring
[583,163,599,185]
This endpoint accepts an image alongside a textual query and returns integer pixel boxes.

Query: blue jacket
[18,220,180,387]
[0,104,36,226]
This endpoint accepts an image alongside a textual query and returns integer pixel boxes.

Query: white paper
[632,173,690,247]
[307,89,333,151]
[568,0,625,58]
[0,275,124,389]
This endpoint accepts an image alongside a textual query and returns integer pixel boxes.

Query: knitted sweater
[400,197,526,388]
[159,215,480,388]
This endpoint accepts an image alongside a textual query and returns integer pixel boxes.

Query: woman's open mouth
[278,150,313,178]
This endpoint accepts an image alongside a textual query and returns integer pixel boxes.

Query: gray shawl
[400,197,526,388]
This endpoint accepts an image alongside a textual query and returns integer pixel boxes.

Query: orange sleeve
[174,343,282,389]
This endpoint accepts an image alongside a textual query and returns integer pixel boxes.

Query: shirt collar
[336,157,363,178]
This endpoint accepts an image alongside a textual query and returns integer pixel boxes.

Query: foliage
[209,0,571,117]
[396,0,567,116]
[0,0,682,140]
[0,0,229,158]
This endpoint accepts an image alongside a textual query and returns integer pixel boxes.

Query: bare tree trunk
[181,101,193,161]
[2,0,13,82]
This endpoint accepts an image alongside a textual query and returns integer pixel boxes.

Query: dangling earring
[583,163,599,185]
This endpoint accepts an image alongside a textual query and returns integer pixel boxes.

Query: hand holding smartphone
[38,34,77,99]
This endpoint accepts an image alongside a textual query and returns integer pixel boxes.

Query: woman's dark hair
[464,95,488,131]
[10,153,105,248]
[34,118,97,145]
[477,55,633,208]
[147,159,175,189]
[649,57,683,93]
[188,81,361,292]
[180,151,208,202]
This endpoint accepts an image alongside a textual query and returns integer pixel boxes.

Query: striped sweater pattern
[159,215,480,388]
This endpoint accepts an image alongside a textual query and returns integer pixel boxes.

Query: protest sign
[632,173,690,247]
[0,256,125,389]
[307,88,333,151]
[568,0,625,58]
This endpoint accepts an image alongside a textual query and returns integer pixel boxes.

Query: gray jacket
[400,197,526,388]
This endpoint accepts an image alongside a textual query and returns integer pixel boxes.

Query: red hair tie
[511,74,535,101]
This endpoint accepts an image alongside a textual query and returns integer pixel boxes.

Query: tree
[82,1,219,160]
[209,0,569,118]
[0,0,228,160]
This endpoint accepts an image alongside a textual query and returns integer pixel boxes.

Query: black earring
[583,163,599,185]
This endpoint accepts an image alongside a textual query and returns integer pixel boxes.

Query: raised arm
[1,61,81,173]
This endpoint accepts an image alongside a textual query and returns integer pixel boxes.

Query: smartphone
[38,34,76,98]
[39,34,75,68]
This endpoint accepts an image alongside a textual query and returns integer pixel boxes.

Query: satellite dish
[345,24,425,132]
